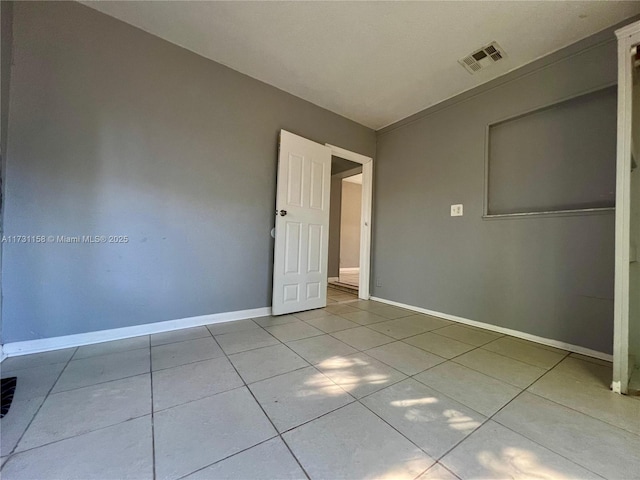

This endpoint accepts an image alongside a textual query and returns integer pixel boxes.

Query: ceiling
[332,156,361,175]
[344,174,363,185]
[83,1,640,130]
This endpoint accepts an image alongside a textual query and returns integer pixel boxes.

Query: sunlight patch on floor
[443,409,481,432]
[297,372,349,398]
[318,356,369,370]
[477,447,576,479]
[386,395,481,434]
[315,355,391,392]
[390,397,439,407]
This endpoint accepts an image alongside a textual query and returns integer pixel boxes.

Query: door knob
[279,210,287,216]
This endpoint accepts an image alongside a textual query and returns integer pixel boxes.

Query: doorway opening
[328,157,362,295]
[627,41,640,395]
[326,143,373,301]
[613,21,640,395]
[271,131,373,316]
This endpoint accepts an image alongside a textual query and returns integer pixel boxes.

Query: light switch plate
[451,204,463,216]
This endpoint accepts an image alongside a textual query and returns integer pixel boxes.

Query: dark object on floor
[1,377,17,418]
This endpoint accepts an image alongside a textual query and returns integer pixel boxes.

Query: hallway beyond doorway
[328,269,359,295]
[339,268,359,287]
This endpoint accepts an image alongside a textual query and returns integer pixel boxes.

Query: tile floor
[1,287,639,480]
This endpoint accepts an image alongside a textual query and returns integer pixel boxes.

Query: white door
[272,130,331,315]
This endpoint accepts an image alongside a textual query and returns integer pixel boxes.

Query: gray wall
[0,1,13,345]
[1,1,11,162]
[3,1,374,342]
[373,33,620,353]
[340,180,362,268]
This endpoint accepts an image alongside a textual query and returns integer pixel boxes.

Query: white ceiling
[83,1,640,130]
[344,173,363,185]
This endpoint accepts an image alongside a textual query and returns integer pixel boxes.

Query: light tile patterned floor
[1,287,639,479]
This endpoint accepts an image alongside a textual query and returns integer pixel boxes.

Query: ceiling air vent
[459,41,507,75]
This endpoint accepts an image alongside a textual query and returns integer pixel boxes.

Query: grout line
[69,344,150,363]
[151,352,230,373]
[1,354,77,374]
[354,389,441,464]
[192,306,620,455]
[423,462,462,480]
[566,352,614,368]
[326,332,396,352]
[149,338,157,480]
[245,311,451,467]
[152,384,248,414]
[1,341,155,462]
[211,315,395,479]
[337,316,571,380]
[428,351,610,479]
[4,295,618,479]
[1,351,159,470]
[47,368,152,395]
[144,327,353,415]
[486,363,608,480]
[468,344,562,370]
[230,328,361,437]
[172,435,281,480]
[39,371,151,397]
[444,346,561,389]
[2,347,78,462]
[292,316,600,474]
[165,334,279,480]
[149,356,339,417]
[278,432,313,480]
[208,332,313,480]
[487,419,610,480]
[3,413,153,458]
[150,334,213,349]
[1,309,372,476]
[523,388,640,437]
[412,466,433,480]
[271,396,359,437]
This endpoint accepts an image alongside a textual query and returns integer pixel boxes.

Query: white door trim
[326,144,373,300]
[613,20,640,394]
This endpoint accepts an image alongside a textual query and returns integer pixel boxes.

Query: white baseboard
[1,306,272,359]
[328,277,339,282]
[0,344,5,362]
[370,296,613,362]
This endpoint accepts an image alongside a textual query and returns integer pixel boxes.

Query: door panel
[287,153,305,207]
[307,224,323,273]
[309,161,326,210]
[284,223,302,274]
[272,130,331,315]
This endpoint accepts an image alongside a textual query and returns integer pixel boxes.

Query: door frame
[613,20,640,394]
[326,144,373,300]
